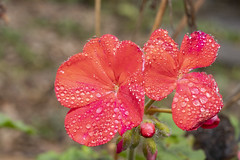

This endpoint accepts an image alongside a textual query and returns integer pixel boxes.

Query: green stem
[144,99,155,113]
[147,108,172,115]
[128,148,135,160]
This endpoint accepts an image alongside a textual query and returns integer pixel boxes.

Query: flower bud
[130,127,140,149]
[142,138,157,160]
[116,130,132,153]
[140,122,155,138]
[154,119,171,137]
[201,115,220,129]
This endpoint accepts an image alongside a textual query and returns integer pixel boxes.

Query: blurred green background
[0,0,239,159]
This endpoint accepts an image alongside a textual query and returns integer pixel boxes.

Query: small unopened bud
[142,138,157,160]
[140,122,155,138]
[130,127,140,149]
[154,119,171,137]
[201,115,220,129]
[116,130,132,153]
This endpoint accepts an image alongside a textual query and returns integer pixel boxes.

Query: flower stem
[95,0,101,37]
[151,0,168,34]
[147,108,172,115]
[128,148,135,160]
[144,99,155,113]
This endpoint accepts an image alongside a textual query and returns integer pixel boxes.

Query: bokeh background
[0,0,239,160]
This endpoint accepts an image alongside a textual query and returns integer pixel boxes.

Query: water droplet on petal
[193,99,201,106]
[200,96,208,104]
[96,107,102,113]
[86,124,91,129]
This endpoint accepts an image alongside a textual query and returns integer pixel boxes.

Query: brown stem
[183,0,197,33]
[172,0,205,40]
[151,0,168,34]
[132,0,148,41]
[144,99,155,113]
[146,108,172,114]
[95,0,101,37]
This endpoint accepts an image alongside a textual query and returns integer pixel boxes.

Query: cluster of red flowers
[55,29,223,147]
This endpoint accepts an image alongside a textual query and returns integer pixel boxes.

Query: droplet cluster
[172,72,223,130]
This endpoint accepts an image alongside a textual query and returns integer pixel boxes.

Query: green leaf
[36,146,113,160]
[156,113,206,160]
[0,113,35,134]
[36,151,59,160]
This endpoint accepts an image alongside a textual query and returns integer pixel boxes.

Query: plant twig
[172,0,204,40]
[128,148,135,160]
[144,99,155,113]
[146,107,172,114]
[0,2,8,24]
[183,0,197,33]
[223,84,240,110]
[132,0,148,41]
[151,0,168,34]
[95,0,101,37]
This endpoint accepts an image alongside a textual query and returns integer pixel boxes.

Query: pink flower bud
[141,122,155,138]
[147,150,158,160]
[201,115,220,129]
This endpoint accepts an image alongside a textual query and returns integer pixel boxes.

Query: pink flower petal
[146,29,179,59]
[179,31,220,74]
[83,34,119,82]
[113,40,144,85]
[55,35,120,108]
[172,72,223,131]
[201,115,220,129]
[55,52,113,108]
[144,29,179,100]
[117,76,145,135]
[65,94,118,146]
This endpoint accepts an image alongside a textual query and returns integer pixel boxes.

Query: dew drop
[173,97,178,102]
[193,100,201,106]
[86,124,91,129]
[96,93,101,97]
[114,108,119,112]
[191,88,199,94]
[206,92,211,98]
[96,107,102,113]
[125,111,129,115]
[200,108,205,112]
[200,96,208,104]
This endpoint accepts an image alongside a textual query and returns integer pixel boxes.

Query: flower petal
[145,29,179,59]
[144,30,179,101]
[83,34,119,82]
[55,35,120,108]
[117,75,145,135]
[201,115,220,129]
[65,94,119,146]
[113,40,144,85]
[179,31,220,73]
[55,52,112,108]
[172,72,223,131]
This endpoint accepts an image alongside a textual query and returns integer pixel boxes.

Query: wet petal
[65,95,119,146]
[55,52,112,108]
[113,40,144,85]
[83,34,119,82]
[145,29,179,59]
[117,75,145,135]
[201,115,220,129]
[144,29,179,100]
[179,31,220,73]
[172,72,223,131]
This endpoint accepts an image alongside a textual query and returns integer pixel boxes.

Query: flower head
[144,29,223,131]
[55,34,145,146]
[140,122,155,138]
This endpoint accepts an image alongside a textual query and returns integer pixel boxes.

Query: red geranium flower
[55,34,145,146]
[144,29,223,131]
